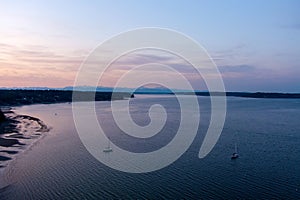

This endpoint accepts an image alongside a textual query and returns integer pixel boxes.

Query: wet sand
[0,109,50,166]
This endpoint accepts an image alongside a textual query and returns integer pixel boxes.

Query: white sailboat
[103,137,113,153]
[231,142,239,159]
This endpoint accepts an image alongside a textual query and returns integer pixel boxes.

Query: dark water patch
[0,138,23,147]
[5,133,30,139]
[0,120,18,135]
[0,110,50,169]
[0,150,18,155]
[0,155,11,161]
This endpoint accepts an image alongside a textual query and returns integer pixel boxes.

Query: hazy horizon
[0,85,300,94]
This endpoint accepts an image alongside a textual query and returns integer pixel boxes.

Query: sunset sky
[0,0,299,92]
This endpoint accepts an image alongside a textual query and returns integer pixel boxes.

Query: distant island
[134,88,300,99]
[134,89,300,99]
[192,92,300,99]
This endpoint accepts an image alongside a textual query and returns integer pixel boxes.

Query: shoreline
[0,107,51,189]
[0,89,133,107]
[0,89,133,173]
[191,92,300,99]
[0,108,50,167]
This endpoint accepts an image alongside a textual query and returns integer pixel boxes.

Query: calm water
[1,95,300,199]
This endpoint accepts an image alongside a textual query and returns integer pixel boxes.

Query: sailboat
[231,142,239,159]
[103,137,113,153]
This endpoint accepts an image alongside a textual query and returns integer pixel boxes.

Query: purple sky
[0,0,299,92]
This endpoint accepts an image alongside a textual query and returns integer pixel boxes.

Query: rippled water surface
[1,95,300,199]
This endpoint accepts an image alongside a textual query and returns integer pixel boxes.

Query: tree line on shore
[0,89,133,106]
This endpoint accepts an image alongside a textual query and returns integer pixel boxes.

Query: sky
[0,0,299,92]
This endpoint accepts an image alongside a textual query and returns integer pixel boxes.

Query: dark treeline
[0,89,133,106]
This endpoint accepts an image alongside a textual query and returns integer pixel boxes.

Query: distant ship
[231,143,239,159]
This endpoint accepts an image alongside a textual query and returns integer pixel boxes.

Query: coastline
[0,89,133,189]
[0,107,50,186]
[0,108,50,169]
[0,89,133,106]
[0,102,80,193]
[0,89,133,172]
